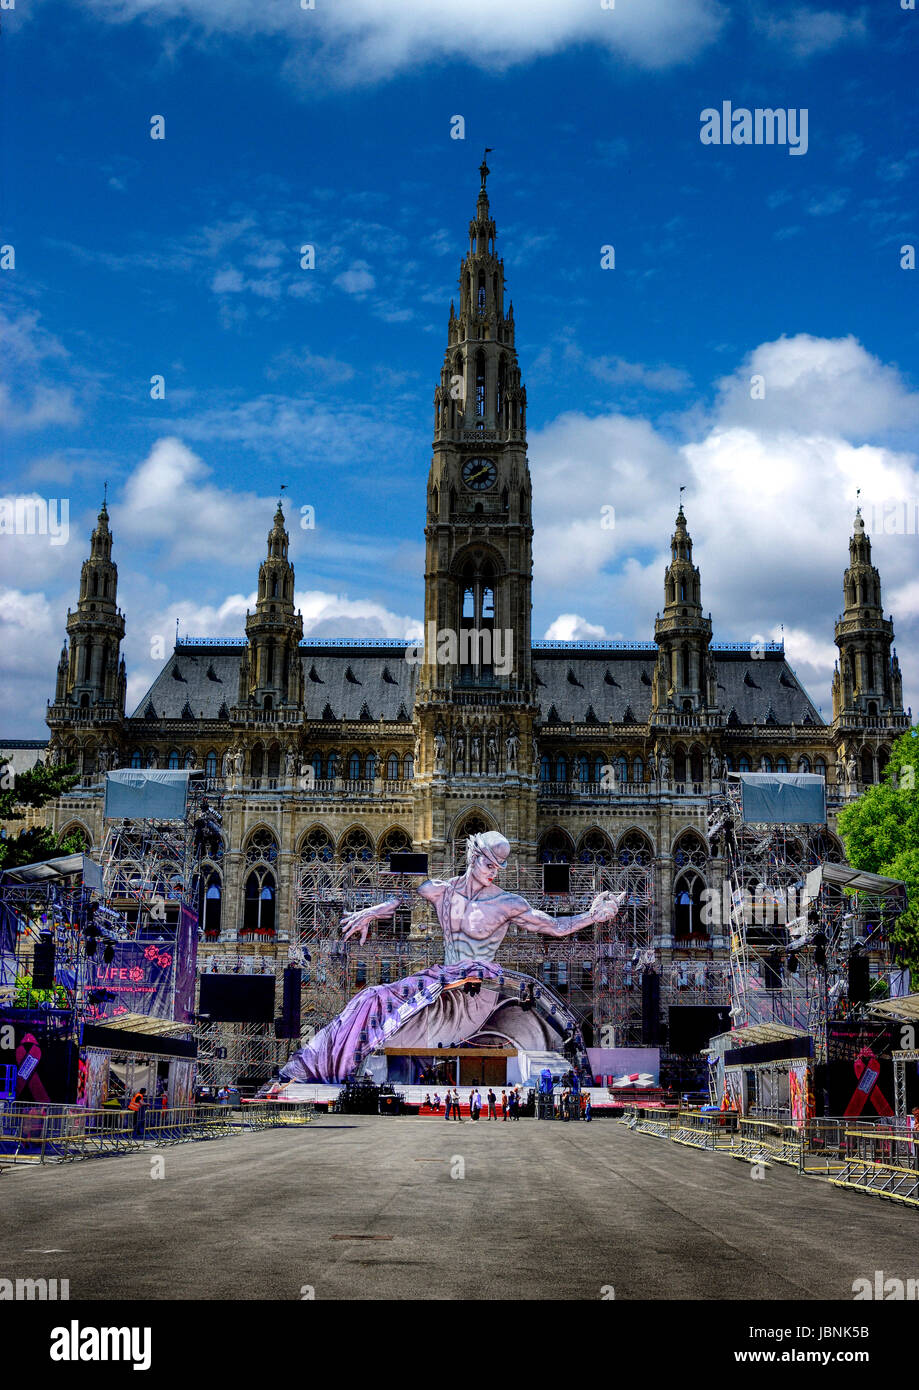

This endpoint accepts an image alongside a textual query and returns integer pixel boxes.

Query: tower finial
[480,147,493,191]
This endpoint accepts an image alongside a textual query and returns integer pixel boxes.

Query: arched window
[328,750,341,778]
[615,754,628,785]
[475,350,486,417]
[814,757,827,779]
[674,747,687,782]
[477,272,486,312]
[245,828,279,865]
[673,831,708,869]
[60,823,91,853]
[633,756,644,784]
[540,755,550,782]
[250,744,264,780]
[167,749,180,770]
[576,755,589,783]
[555,754,567,782]
[266,743,281,781]
[298,827,334,863]
[454,813,489,858]
[130,749,142,769]
[673,872,706,939]
[244,869,275,933]
[205,750,217,777]
[379,827,412,861]
[594,755,607,783]
[776,756,789,773]
[201,872,222,937]
[738,754,752,772]
[339,827,374,863]
[403,754,414,779]
[365,752,377,780]
[690,748,704,783]
[861,748,874,784]
[539,829,574,864]
[348,752,361,781]
[312,752,323,781]
[577,830,613,865]
[386,753,399,780]
[618,831,653,867]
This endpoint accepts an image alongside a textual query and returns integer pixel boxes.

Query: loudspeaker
[280,966,301,1038]
[543,863,570,895]
[32,937,56,989]
[764,951,783,991]
[641,969,660,1045]
[848,953,870,1005]
[387,852,428,875]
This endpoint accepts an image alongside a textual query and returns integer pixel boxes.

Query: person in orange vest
[127,1088,148,1136]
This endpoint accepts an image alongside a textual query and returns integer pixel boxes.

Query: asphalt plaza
[1,1116,916,1301]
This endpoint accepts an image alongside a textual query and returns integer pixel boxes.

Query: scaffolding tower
[708,779,898,1063]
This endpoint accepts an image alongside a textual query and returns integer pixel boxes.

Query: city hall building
[27,161,910,1060]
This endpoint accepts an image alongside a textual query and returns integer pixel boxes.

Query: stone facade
[25,161,910,1049]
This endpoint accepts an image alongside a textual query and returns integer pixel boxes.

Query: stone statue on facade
[434,729,446,772]
[486,734,498,775]
[505,730,519,772]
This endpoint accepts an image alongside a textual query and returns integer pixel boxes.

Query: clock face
[462,457,497,491]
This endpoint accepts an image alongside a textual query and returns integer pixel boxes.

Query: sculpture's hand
[340,901,396,944]
[589,891,627,923]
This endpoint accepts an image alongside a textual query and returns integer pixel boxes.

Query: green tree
[0,759,82,872]
[837,726,919,974]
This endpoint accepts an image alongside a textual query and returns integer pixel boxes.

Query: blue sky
[2,0,918,736]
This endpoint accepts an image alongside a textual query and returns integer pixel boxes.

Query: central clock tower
[413,155,539,865]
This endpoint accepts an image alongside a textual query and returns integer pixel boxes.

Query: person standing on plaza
[500,1089,507,1120]
[487,1088,497,1120]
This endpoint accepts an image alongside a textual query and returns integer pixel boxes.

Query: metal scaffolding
[709,781,899,1062]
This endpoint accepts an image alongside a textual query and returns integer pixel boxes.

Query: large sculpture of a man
[278,831,624,1083]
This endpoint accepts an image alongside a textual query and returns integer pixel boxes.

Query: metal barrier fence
[671,1109,737,1151]
[0,1102,238,1163]
[617,1106,919,1209]
[238,1102,314,1130]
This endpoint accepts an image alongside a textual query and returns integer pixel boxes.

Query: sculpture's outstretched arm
[509,891,626,939]
[340,877,447,945]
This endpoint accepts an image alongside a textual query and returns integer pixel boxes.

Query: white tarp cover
[738,772,826,825]
[103,769,191,821]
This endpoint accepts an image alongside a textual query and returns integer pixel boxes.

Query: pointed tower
[832,509,904,724]
[237,503,304,712]
[413,156,539,861]
[59,499,127,713]
[651,507,716,718]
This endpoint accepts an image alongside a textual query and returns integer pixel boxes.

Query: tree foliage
[837,726,919,973]
[0,760,82,872]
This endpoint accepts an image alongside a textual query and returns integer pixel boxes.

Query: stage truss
[709,781,898,1063]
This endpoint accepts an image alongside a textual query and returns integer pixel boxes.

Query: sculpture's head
[466,831,511,883]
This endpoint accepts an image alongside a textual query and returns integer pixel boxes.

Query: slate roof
[532,647,822,726]
[130,643,419,723]
[129,642,823,727]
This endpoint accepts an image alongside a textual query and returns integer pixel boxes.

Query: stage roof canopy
[103,769,191,822]
[805,863,907,897]
[870,995,919,1025]
[0,852,95,885]
[733,772,827,825]
[725,1022,809,1049]
[86,1013,192,1038]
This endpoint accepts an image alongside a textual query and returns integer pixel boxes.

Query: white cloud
[528,334,919,715]
[543,614,608,641]
[75,0,728,85]
[334,261,376,296]
[753,6,868,59]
